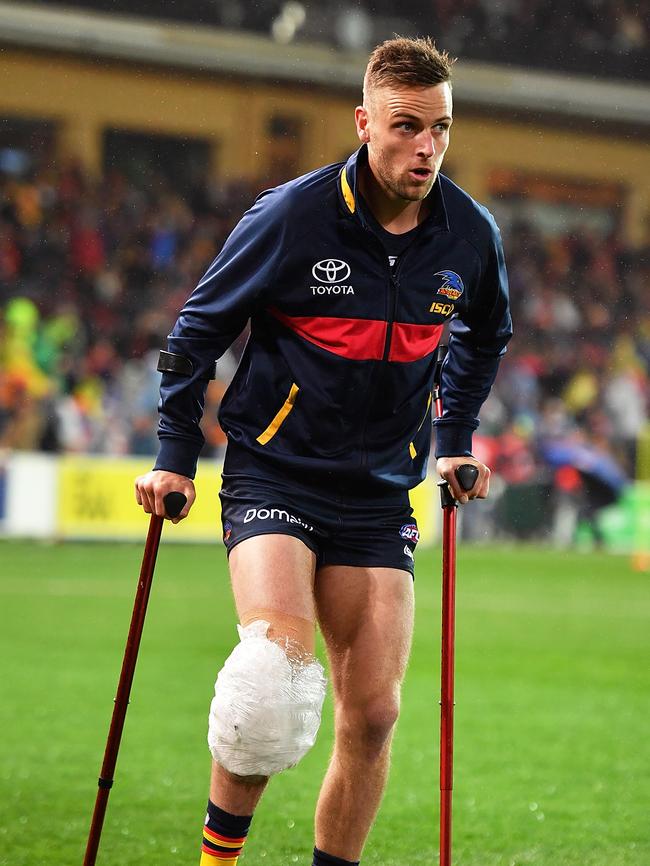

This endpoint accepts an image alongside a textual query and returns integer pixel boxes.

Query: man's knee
[337,692,401,756]
[208,619,327,777]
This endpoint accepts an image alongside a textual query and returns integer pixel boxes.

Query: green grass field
[0,541,648,866]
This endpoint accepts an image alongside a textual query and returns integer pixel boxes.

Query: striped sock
[200,800,252,864]
[312,847,360,866]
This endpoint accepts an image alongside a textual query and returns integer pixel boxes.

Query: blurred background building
[0,0,648,547]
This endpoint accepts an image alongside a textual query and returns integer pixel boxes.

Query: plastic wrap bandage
[208,620,327,777]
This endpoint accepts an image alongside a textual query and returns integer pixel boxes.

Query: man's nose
[416,131,435,159]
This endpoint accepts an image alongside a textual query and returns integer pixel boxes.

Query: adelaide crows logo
[434,270,464,301]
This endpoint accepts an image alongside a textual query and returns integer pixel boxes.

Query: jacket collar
[338,145,450,232]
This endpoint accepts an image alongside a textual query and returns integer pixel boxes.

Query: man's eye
[399,122,414,132]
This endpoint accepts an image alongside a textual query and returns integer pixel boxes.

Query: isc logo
[429,301,454,316]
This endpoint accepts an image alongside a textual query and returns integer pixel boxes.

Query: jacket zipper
[358,243,406,469]
[382,265,402,360]
[352,206,442,472]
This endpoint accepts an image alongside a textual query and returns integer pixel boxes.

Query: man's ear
[355,105,370,143]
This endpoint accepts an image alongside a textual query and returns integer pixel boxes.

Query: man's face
[355,83,453,203]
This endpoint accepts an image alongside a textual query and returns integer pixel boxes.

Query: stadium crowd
[403,0,649,80]
[39,0,650,81]
[1,159,648,540]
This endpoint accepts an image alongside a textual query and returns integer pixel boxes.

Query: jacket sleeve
[154,189,288,478]
[433,217,513,457]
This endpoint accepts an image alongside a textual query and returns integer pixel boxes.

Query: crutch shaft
[437,462,478,866]
[83,514,163,866]
[440,503,457,866]
[83,490,186,866]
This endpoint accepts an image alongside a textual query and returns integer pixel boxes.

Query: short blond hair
[363,36,455,103]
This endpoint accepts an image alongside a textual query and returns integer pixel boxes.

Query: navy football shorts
[219,445,419,576]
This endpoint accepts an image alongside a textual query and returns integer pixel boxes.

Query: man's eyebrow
[391,112,453,123]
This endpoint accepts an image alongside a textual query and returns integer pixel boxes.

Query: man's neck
[358,164,430,235]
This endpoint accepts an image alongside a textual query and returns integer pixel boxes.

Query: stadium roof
[1,0,649,128]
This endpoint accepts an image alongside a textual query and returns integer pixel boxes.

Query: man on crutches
[133,36,512,866]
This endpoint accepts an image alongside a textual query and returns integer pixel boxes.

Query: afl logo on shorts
[399,523,419,543]
[223,520,233,542]
[312,259,351,283]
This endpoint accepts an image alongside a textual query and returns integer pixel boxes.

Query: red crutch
[83,491,187,866]
[433,346,479,866]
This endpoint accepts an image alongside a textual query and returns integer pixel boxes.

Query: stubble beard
[392,176,434,202]
[378,157,436,203]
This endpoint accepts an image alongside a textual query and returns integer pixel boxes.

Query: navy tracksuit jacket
[155,146,512,490]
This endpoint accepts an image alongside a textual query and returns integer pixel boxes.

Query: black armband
[157,350,217,379]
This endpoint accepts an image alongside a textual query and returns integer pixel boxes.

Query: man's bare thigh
[228,533,317,651]
[315,564,414,695]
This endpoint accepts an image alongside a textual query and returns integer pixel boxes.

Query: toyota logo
[312,259,351,283]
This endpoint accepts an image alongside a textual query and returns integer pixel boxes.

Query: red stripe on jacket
[270,308,387,360]
[388,322,444,362]
[271,309,443,363]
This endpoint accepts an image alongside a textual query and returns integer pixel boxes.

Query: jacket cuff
[154,437,200,479]
[433,423,474,458]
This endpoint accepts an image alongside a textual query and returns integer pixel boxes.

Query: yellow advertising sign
[56,455,439,546]
[57,456,223,541]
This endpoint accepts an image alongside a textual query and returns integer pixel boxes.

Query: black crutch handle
[456,464,479,493]
[163,491,187,519]
[439,463,479,508]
